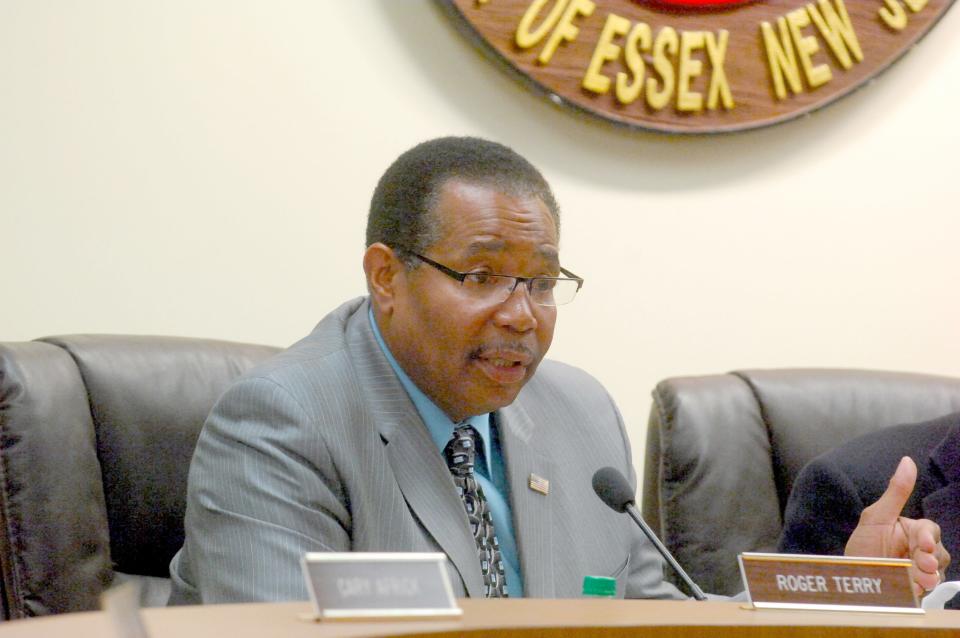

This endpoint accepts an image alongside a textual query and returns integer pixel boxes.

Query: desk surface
[1,599,959,637]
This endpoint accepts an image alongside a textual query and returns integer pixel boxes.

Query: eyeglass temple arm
[560,267,584,286]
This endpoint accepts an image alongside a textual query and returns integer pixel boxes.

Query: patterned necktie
[443,423,508,598]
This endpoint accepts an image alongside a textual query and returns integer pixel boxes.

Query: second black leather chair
[643,368,960,596]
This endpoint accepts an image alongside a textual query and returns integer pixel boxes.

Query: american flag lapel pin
[528,473,549,495]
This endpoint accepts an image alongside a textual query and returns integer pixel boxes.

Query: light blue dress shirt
[368,310,524,597]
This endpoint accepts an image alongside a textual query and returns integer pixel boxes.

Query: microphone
[592,466,707,601]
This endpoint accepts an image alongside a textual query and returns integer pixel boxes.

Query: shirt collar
[368,307,492,471]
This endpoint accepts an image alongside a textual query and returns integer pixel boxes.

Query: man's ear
[363,243,404,315]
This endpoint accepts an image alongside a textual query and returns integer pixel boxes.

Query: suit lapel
[922,424,960,581]
[345,302,484,597]
[382,416,486,597]
[498,400,557,598]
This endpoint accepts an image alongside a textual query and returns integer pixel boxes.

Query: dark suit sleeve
[778,454,865,556]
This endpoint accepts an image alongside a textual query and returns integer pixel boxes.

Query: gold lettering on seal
[537,0,596,65]
[515,0,569,49]
[761,0,863,99]
[879,0,929,30]
[581,16,733,112]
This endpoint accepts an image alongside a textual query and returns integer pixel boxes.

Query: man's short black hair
[366,136,560,265]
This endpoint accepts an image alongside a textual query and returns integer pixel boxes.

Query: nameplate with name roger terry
[739,553,920,613]
[300,552,462,620]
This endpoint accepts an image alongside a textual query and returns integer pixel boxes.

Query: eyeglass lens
[461,274,578,306]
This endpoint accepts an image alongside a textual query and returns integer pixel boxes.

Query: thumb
[859,456,917,525]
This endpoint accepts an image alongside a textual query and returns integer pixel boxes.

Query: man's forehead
[429,179,560,262]
[464,238,559,263]
[435,180,555,221]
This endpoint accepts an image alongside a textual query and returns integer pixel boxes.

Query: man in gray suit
[169,137,946,604]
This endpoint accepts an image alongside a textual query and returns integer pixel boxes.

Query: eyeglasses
[409,252,583,307]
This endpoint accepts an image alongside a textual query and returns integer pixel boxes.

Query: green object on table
[582,575,617,598]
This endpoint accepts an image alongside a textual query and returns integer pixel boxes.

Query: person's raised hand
[844,456,949,595]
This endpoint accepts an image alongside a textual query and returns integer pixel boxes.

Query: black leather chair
[642,368,960,596]
[0,335,278,619]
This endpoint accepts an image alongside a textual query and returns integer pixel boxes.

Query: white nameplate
[300,552,462,621]
[739,552,921,614]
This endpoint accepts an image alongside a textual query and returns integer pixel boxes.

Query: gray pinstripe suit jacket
[168,297,684,604]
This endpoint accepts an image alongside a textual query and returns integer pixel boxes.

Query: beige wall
[3,2,959,478]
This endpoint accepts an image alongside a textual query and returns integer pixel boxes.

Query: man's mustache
[470,342,537,365]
